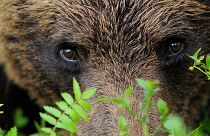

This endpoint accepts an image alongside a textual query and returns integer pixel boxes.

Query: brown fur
[0,0,210,135]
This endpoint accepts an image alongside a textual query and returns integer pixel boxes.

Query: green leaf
[55,122,67,130]
[82,88,96,100]
[157,99,168,117]
[56,121,77,133]
[58,115,78,133]
[78,100,92,112]
[206,55,210,69]
[41,128,56,136]
[136,79,159,95]
[97,97,113,102]
[66,109,80,123]
[72,104,89,122]
[41,127,52,134]
[163,115,187,136]
[61,92,74,106]
[39,113,57,126]
[194,48,201,60]
[124,86,134,98]
[6,127,17,136]
[14,108,29,129]
[0,129,5,136]
[56,101,69,111]
[59,114,70,124]
[199,55,205,61]
[64,121,78,133]
[188,55,194,60]
[118,116,128,130]
[43,106,62,118]
[113,97,130,108]
[34,121,42,133]
[73,78,81,101]
[50,132,57,136]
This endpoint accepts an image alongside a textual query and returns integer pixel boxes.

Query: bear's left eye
[59,42,79,62]
[156,37,187,64]
[168,40,185,56]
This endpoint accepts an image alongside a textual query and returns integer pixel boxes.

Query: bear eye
[162,37,186,57]
[168,41,185,56]
[59,42,79,62]
[156,37,187,65]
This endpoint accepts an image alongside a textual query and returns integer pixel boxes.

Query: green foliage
[188,48,210,80]
[98,79,208,136]
[164,115,186,136]
[98,79,163,136]
[13,108,29,129]
[3,48,210,136]
[118,116,129,136]
[5,127,17,136]
[157,99,168,118]
[39,78,96,136]
[0,129,5,136]
[30,120,49,136]
[188,48,210,134]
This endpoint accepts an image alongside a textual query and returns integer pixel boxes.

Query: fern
[40,78,96,136]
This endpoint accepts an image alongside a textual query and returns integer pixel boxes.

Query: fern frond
[61,93,74,105]
[82,88,97,100]
[78,100,92,112]
[43,106,62,118]
[72,104,89,122]
[65,109,80,123]
[40,113,57,126]
[40,78,97,135]
[73,78,81,101]
[56,101,69,111]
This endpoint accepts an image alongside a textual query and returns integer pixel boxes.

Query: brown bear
[0,0,210,135]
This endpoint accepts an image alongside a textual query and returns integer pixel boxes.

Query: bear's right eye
[59,42,79,62]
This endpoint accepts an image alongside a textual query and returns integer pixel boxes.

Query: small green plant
[98,79,204,136]
[188,48,210,80]
[13,108,29,130]
[2,48,210,136]
[0,127,17,136]
[5,127,17,136]
[188,48,210,134]
[39,78,96,136]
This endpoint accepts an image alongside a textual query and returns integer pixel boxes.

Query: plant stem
[194,66,206,76]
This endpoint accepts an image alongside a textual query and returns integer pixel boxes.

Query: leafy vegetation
[39,78,96,136]
[98,79,203,136]
[13,108,29,130]
[0,127,17,136]
[1,48,210,136]
[188,48,210,79]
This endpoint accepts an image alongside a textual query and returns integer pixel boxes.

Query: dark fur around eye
[54,42,82,73]
[156,37,187,65]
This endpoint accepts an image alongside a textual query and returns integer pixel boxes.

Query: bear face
[0,0,210,135]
